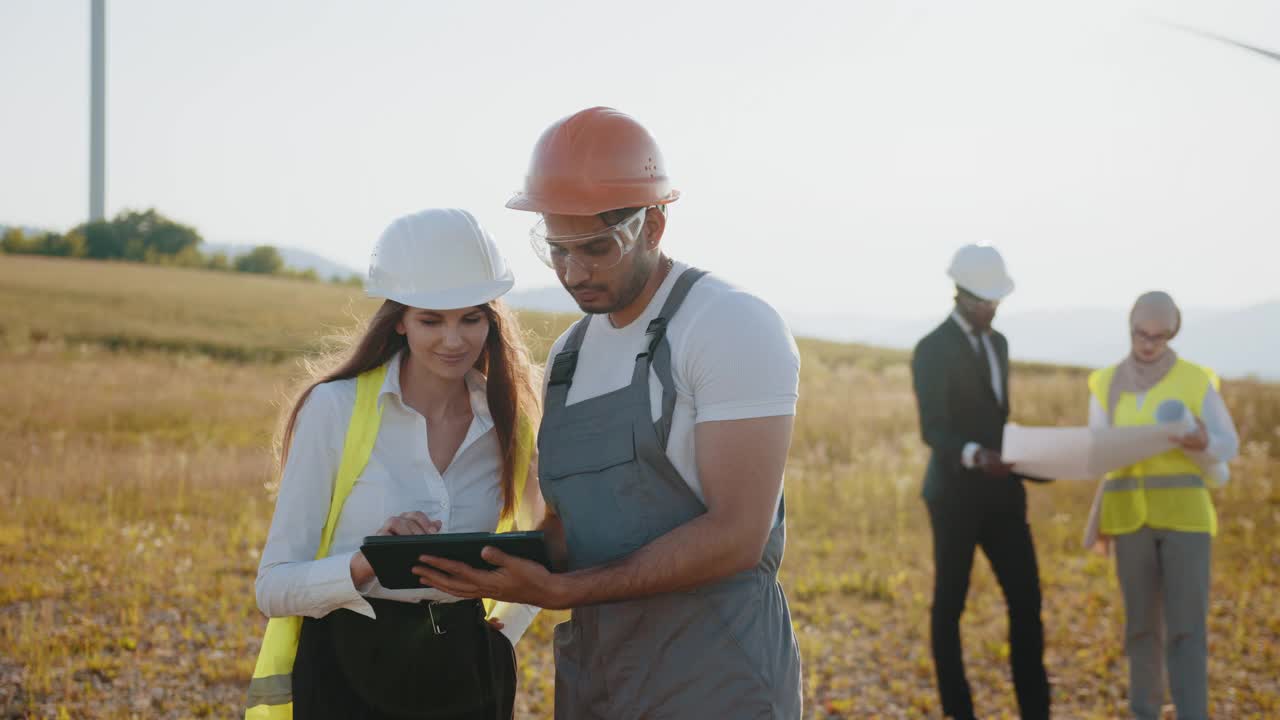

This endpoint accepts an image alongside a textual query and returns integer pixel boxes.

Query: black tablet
[360,531,552,590]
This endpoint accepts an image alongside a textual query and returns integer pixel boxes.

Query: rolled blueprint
[1002,399,1196,480]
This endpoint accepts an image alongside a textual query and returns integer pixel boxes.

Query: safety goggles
[529,207,648,272]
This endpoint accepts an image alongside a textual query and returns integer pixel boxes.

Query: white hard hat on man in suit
[947,244,1015,302]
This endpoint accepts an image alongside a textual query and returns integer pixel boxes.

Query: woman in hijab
[1082,291,1239,720]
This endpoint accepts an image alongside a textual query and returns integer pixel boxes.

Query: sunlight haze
[3,0,1278,320]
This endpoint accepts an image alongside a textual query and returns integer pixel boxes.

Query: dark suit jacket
[910,316,1047,503]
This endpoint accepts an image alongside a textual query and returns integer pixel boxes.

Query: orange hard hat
[506,107,680,216]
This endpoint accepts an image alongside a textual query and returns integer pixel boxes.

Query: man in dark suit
[910,245,1051,720]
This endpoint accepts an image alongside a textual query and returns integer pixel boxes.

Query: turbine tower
[90,0,105,222]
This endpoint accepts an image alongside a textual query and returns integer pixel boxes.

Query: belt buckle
[426,601,448,636]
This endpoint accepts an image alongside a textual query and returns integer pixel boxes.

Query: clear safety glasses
[529,207,649,272]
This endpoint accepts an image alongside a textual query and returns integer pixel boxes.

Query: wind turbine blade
[1162,22,1280,65]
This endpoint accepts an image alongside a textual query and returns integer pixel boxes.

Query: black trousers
[293,600,516,720]
[926,493,1050,720]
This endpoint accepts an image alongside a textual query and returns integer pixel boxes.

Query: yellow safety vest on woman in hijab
[1088,358,1219,538]
[244,365,534,719]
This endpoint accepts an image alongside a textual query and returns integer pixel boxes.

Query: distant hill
[0,223,55,237]
[0,255,574,363]
[2,255,1274,380]
[203,242,361,281]
[0,226,364,282]
[790,303,1280,381]
[512,283,1277,380]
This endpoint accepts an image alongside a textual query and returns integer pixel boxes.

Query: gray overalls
[538,268,802,720]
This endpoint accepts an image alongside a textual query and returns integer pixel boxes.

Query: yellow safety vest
[245,364,535,719]
[1088,358,1219,538]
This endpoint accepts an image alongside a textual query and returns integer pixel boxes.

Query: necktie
[972,330,995,399]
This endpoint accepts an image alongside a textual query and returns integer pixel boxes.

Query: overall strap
[635,268,708,449]
[545,316,591,411]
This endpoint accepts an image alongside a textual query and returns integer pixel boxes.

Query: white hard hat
[366,208,514,310]
[947,244,1015,302]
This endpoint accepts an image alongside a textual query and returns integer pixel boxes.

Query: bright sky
[3,0,1279,320]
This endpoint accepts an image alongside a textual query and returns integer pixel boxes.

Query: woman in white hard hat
[1082,291,1239,720]
[246,208,543,720]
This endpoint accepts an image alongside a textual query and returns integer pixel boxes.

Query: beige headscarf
[1107,291,1181,421]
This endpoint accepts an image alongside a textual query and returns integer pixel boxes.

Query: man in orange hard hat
[414,107,804,718]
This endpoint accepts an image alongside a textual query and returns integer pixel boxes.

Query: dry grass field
[2,255,1278,718]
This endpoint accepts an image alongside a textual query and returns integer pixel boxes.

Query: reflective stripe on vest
[246,700,293,720]
[244,364,534,719]
[1088,358,1219,537]
[1102,474,1206,492]
[246,672,292,708]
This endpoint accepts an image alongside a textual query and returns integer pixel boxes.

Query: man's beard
[565,252,659,315]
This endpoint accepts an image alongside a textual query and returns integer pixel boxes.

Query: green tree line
[0,209,362,285]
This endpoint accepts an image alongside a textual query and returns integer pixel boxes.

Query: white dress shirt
[950,311,1004,469]
[255,351,539,642]
[1086,382,1239,486]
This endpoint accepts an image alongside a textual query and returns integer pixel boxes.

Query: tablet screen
[360,531,551,590]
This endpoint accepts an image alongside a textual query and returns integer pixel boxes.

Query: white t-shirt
[543,262,800,505]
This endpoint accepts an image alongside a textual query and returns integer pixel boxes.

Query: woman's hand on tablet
[350,512,442,587]
[377,511,442,536]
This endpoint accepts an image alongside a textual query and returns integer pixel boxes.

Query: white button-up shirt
[950,311,1005,468]
[255,351,538,642]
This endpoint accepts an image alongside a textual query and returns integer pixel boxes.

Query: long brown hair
[278,298,540,522]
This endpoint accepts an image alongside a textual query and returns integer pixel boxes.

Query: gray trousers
[1114,527,1211,720]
